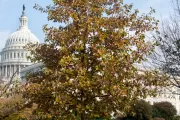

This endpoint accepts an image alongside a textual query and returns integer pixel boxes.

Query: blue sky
[0,0,172,50]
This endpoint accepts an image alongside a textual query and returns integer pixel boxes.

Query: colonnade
[1,51,28,61]
[0,64,27,77]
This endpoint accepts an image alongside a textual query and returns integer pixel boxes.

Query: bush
[153,101,177,120]
[152,106,161,118]
[173,115,180,120]
[134,100,152,120]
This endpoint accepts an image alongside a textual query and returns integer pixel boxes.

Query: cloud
[0,31,10,50]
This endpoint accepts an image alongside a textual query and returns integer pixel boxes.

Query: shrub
[173,115,180,120]
[153,101,177,120]
[152,106,161,118]
[134,100,152,120]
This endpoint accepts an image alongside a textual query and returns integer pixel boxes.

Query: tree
[150,0,180,88]
[0,67,20,97]
[153,101,177,120]
[134,100,152,120]
[0,60,32,119]
[23,0,167,119]
[0,93,35,120]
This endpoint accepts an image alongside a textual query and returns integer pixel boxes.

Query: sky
[0,0,173,50]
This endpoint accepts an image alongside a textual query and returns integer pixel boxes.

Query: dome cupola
[4,5,39,48]
[19,5,28,30]
[0,5,40,68]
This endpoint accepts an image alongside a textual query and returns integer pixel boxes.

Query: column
[14,52,16,58]
[2,66,3,76]
[1,66,2,76]
[5,65,7,77]
[19,65,21,77]
[0,66,1,76]
[1,66,3,76]
[14,65,16,75]
[13,65,14,75]
[12,52,14,59]
[10,65,11,77]
[3,66,4,76]
[7,65,8,77]
[4,65,6,76]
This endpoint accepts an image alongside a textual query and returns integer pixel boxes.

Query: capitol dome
[5,29,39,47]
[0,5,39,78]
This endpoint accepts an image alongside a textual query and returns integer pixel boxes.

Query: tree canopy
[150,0,180,88]
[23,0,167,119]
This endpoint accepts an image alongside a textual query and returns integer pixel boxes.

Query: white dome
[0,5,40,78]
[5,12,39,47]
[5,29,39,47]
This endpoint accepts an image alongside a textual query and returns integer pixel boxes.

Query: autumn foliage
[24,0,167,119]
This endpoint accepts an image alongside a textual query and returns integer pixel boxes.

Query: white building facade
[0,6,39,78]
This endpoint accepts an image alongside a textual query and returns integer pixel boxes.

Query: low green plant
[153,101,177,120]
[173,115,180,120]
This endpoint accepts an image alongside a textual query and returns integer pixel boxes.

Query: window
[10,53,12,58]
[14,53,16,58]
[5,54,6,60]
[21,53,23,58]
[18,53,20,58]
[7,53,9,59]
